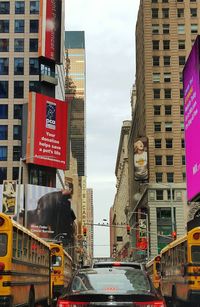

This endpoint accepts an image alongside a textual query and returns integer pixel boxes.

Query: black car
[57,266,166,307]
[92,261,146,271]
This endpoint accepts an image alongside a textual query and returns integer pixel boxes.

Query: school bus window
[13,229,17,258]
[191,246,200,262]
[17,231,23,258]
[23,234,28,258]
[0,233,7,256]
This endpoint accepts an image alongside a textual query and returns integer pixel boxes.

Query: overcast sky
[65,0,140,257]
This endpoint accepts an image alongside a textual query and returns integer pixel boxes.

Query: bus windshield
[191,246,200,262]
[0,234,7,256]
[52,256,62,267]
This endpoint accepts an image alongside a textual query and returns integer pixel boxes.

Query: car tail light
[113,262,121,266]
[57,300,89,307]
[134,301,166,307]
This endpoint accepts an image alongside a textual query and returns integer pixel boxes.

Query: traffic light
[127,225,131,235]
[83,226,87,237]
[172,231,177,240]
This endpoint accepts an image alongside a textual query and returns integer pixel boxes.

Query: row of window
[0,37,39,52]
[154,105,184,116]
[0,80,39,99]
[0,167,18,183]
[155,155,185,166]
[0,19,38,33]
[153,72,183,83]
[152,8,198,21]
[0,56,38,75]
[155,172,186,183]
[152,40,189,50]
[0,125,22,140]
[153,88,183,99]
[153,55,185,66]
[152,0,196,2]
[152,23,198,35]
[0,1,39,14]
[0,146,21,161]
[0,104,22,119]
[154,122,184,132]
[154,138,184,148]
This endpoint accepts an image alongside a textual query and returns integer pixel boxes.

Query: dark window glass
[164,56,170,66]
[0,39,9,52]
[177,8,184,18]
[30,1,39,14]
[152,24,159,34]
[153,56,160,66]
[152,0,158,2]
[14,81,24,98]
[182,139,185,148]
[14,58,24,75]
[180,105,184,115]
[164,89,171,99]
[167,189,175,200]
[0,105,8,119]
[179,56,185,66]
[180,89,184,98]
[0,81,8,98]
[167,172,174,183]
[156,172,163,182]
[152,8,159,18]
[153,40,159,50]
[165,105,172,115]
[166,155,173,165]
[191,246,200,262]
[154,105,161,115]
[13,125,22,140]
[14,20,24,33]
[166,139,173,148]
[165,122,172,132]
[13,167,19,180]
[178,40,185,50]
[155,156,162,165]
[29,58,39,75]
[182,155,185,165]
[0,146,7,161]
[163,40,170,50]
[15,1,25,14]
[154,89,160,99]
[163,8,169,18]
[14,104,23,119]
[0,20,9,32]
[13,146,21,161]
[0,167,7,183]
[30,20,39,33]
[191,8,197,17]
[0,234,7,256]
[29,81,40,92]
[154,122,161,132]
[163,24,169,34]
[156,190,163,200]
[29,39,38,52]
[164,73,171,82]
[14,38,24,52]
[155,139,162,148]
[0,2,10,14]
[0,125,8,140]
[0,58,9,75]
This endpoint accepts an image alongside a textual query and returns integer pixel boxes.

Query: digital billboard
[39,0,63,63]
[133,137,148,181]
[183,35,200,201]
[26,92,68,170]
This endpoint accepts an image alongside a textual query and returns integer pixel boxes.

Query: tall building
[0,0,66,188]
[65,31,86,177]
[87,188,94,262]
[128,0,198,258]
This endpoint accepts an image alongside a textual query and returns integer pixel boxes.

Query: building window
[163,24,169,34]
[154,105,161,115]
[191,8,197,17]
[0,167,7,183]
[152,8,159,19]
[166,155,173,165]
[163,40,170,50]
[0,2,10,14]
[13,125,22,140]
[162,8,169,18]
[15,20,24,33]
[30,1,39,14]
[0,20,9,32]
[0,146,7,161]
[29,81,40,92]
[162,0,168,3]
[0,125,8,140]
[155,155,162,166]
[177,8,184,18]
[153,56,160,66]
[14,104,23,119]
[152,24,159,34]
[164,89,171,99]
[29,58,39,75]
[30,20,39,33]
[164,73,171,82]
[0,39,9,52]
[14,38,24,52]
[14,81,24,98]
[181,122,184,131]
[178,24,185,34]
[180,72,183,82]
[182,155,185,165]
[13,146,21,161]
[15,1,25,14]
[179,56,185,66]
[0,105,8,119]
[165,105,172,115]
[154,122,161,132]
[0,81,8,98]
[0,58,9,75]
[153,40,159,50]
[13,167,19,180]
[166,139,173,148]
[183,172,186,181]
[153,89,160,99]
[165,122,172,132]
[180,105,184,115]
[167,189,175,200]
[14,58,24,75]
[178,40,185,49]
[167,172,174,183]
[153,73,160,83]
[181,139,185,148]
[155,139,162,148]
[156,190,164,200]
[164,56,170,66]
[152,0,158,2]
[156,173,163,183]
[191,24,198,33]
[180,89,184,98]
[29,39,38,52]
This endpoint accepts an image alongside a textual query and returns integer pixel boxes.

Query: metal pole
[170,184,175,233]
[16,157,23,223]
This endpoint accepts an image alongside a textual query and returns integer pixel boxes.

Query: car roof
[92,261,145,270]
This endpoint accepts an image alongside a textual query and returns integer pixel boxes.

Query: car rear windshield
[191,246,200,262]
[0,234,7,256]
[93,262,142,270]
[71,268,151,294]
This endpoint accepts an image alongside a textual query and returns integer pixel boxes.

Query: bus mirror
[52,255,56,264]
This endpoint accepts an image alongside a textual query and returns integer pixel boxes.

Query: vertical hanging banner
[2,180,17,215]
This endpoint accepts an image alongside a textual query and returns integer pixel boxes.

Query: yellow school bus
[50,242,72,300]
[160,227,200,306]
[0,212,51,307]
[146,255,161,289]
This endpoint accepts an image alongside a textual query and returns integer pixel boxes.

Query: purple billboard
[183,35,200,201]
